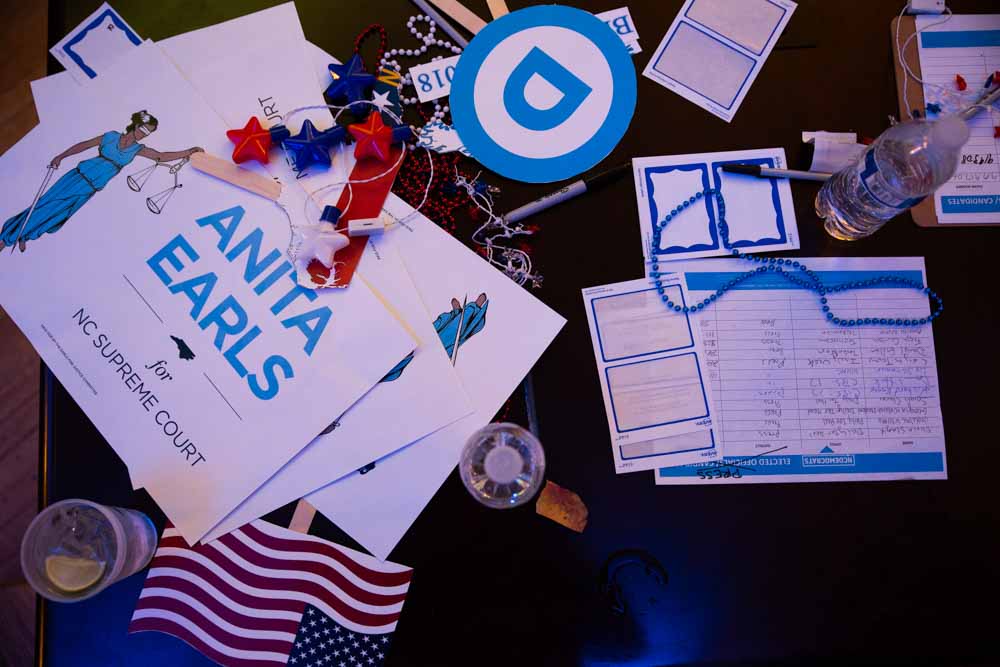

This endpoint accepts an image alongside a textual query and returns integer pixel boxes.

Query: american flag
[129,520,413,667]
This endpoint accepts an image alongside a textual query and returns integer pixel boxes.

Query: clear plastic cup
[459,422,546,509]
[21,499,158,602]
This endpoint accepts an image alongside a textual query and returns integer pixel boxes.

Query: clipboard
[890,16,999,227]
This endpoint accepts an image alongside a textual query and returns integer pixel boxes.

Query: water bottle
[815,115,969,240]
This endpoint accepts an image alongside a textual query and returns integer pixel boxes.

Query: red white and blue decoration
[226,116,290,164]
[283,120,348,171]
[326,54,377,105]
[348,113,410,163]
[129,521,413,667]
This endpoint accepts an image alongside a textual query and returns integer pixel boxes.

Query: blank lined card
[643,0,796,122]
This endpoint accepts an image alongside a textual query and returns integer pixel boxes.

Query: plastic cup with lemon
[21,499,158,602]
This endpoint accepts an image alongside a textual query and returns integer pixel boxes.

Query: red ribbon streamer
[306,147,405,286]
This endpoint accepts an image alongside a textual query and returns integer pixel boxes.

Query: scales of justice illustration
[127,156,190,214]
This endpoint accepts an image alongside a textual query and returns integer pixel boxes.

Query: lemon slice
[44,555,106,593]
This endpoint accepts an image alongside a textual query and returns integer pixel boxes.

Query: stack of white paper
[12,2,564,557]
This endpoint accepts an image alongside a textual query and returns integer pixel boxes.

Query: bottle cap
[930,115,970,149]
[483,446,523,484]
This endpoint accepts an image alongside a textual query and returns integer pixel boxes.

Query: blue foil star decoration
[326,55,376,105]
[282,120,346,171]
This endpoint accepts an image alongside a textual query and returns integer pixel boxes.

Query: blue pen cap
[269,124,291,143]
[320,205,342,225]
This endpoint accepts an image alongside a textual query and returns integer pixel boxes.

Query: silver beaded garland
[378,14,464,111]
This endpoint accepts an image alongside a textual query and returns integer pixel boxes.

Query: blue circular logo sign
[451,5,637,183]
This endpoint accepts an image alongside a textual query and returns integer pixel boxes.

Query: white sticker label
[595,7,641,55]
[408,55,461,103]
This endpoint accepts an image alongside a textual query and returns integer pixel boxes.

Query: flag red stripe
[129,617,286,667]
[138,577,302,634]
[240,523,412,587]
[150,556,305,613]
[218,533,408,606]
[133,596,296,654]
[152,554,402,628]
[191,545,403,626]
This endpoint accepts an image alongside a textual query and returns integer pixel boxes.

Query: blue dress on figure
[380,298,489,382]
[1,131,143,245]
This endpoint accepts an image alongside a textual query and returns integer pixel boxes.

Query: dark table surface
[39,1,1000,666]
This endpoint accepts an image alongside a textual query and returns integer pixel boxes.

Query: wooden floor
[0,2,48,666]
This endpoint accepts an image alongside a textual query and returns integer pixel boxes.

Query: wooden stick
[426,0,487,35]
[288,499,318,534]
[189,151,282,201]
[486,0,509,19]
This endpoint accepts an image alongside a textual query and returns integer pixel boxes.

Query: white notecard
[595,7,642,55]
[409,55,460,103]
[643,0,796,122]
[50,2,142,83]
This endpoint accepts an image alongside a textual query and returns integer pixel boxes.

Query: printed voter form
[583,274,721,474]
[654,257,947,485]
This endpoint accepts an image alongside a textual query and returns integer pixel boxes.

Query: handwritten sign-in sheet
[656,257,947,484]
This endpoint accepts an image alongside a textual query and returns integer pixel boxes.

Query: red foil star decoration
[226,116,272,164]
[348,114,394,163]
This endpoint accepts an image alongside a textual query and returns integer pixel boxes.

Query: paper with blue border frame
[50,2,142,84]
[583,275,721,474]
[654,256,947,485]
[634,148,798,270]
[642,0,795,122]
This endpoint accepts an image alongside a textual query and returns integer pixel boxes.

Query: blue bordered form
[63,7,142,79]
[450,5,637,183]
[604,351,711,434]
[711,157,787,248]
[590,286,694,363]
[648,21,755,110]
[623,429,717,462]
[645,162,719,255]
[683,0,788,56]
[644,157,786,257]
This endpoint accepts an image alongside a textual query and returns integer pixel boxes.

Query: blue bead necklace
[649,188,944,327]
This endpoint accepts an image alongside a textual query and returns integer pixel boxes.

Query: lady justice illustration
[0,110,202,253]
[382,293,490,382]
[317,293,489,436]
